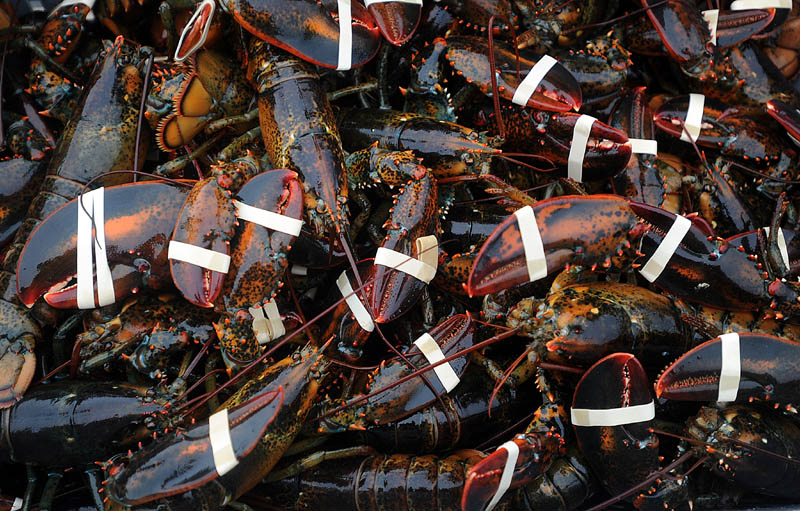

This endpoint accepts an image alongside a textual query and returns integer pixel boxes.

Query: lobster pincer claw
[368,169,438,323]
[220,0,381,69]
[654,95,784,164]
[106,386,283,506]
[572,353,659,496]
[16,182,191,310]
[467,195,645,296]
[169,177,238,308]
[656,333,800,404]
[213,170,305,369]
[461,435,559,511]
[366,0,421,46]
[320,313,475,432]
[767,98,800,143]
[444,36,582,112]
[640,0,710,62]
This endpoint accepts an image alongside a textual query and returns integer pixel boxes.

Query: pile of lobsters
[1,0,800,510]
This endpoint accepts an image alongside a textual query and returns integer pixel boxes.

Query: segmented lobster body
[247,40,350,245]
[260,450,491,511]
[0,381,164,467]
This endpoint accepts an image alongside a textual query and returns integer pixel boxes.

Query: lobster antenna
[728,160,800,184]
[652,426,800,466]
[133,53,155,182]
[486,14,520,140]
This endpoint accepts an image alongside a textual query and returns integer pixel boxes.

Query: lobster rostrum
[0,36,150,407]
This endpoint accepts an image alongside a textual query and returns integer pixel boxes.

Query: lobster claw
[220,0,381,69]
[656,333,800,404]
[713,9,775,49]
[654,95,784,164]
[370,313,475,420]
[169,177,238,308]
[640,0,710,62]
[444,36,582,112]
[106,386,283,506]
[367,0,421,46]
[467,195,643,296]
[548,113,632,180]
[16,182,190,309]
[767,98,800,143]
[572,353,659,495]
[213,169,304,368]
[460,437,548,511]
[627,200,717,252]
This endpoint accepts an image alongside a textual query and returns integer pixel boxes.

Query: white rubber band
[718,332,741,402]
[168,240,231,274]
[290,264,308,276]
[630,138,658,155]
[763,227,792,272]
[11,498,22,511]
[511,54,558,107]
[702,9,719,45]
[336,271,375,332]
[91,188,115,307]
[249,299,285,345]
[413,332,460,393]
[567,114,596,182]
[263,299,285,340]
[731,0,791,8]
[208,408,238,476]
[337,0,352,71]
[364,0,422,5]
[680,93,705,143]
[513,206,547,282]
[76,190,95,310]
[76,188,115,309]
[374,235,438,284]
[233,200,303,237]
[638,214,691,283]
[485,440,519,511]
[571,401,655,427]
[174,0,215,62]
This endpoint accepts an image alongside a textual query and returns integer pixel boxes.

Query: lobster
[0,36,150,407]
